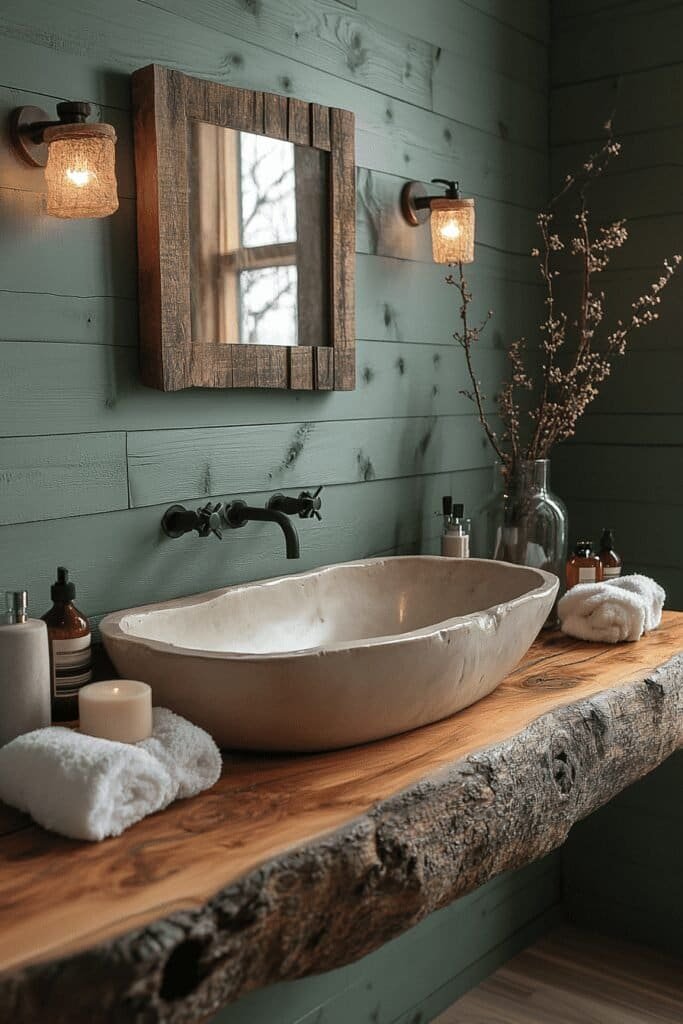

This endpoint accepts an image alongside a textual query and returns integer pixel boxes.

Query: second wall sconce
[401,178,475,264]
[9,101,119,219]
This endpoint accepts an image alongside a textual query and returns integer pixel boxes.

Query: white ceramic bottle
[0,591,51,746]
[441,500,471,558]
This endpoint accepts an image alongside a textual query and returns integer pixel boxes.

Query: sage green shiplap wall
[551,0,683,959]
[0,1,557,1021]
[550,0,683,608]
[0,0,549,627]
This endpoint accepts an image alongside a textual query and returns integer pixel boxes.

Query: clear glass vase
[473,460,567,625]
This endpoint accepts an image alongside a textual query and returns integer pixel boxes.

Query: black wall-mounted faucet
[160,489,323,559]
[267,487,323,520]
[161,502,223,539]
[223,501,300,559]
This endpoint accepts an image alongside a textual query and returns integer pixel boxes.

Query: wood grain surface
[0,615,681,1022]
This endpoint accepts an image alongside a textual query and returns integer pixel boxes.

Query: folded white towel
[606,573,665,632]
[558,573,665,644]
[139,707,222,800]
[0,728,174,841]
[0,708,221,841]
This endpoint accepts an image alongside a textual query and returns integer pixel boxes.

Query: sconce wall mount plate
[10,102,92,167]
[9,101,119,219]
[400,181,431,226]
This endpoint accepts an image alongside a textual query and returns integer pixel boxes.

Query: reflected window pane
[240,265,298,346]
[240,134,296,248]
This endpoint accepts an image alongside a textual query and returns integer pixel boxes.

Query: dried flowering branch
[455,122,681,483]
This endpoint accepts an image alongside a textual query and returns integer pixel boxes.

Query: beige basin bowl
[100,557,558,752]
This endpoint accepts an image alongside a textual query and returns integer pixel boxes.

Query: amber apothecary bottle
[566,541,603,590]
[598,528,622,579]
[42,567,92,722]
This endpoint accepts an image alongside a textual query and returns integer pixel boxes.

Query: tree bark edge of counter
[2,652,681,1024]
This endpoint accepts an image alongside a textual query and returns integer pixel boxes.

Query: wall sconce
[401,179,475,263]
[9,101,119,219]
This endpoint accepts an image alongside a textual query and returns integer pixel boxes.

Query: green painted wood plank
[555,444,683,506]
[564,858,683,928]
[356,255,541,347]
[548,270,683,353]
[572,414,683,445]
[553,0,674,21]
[357,0,547,90]
[0,469,492,619]
[209,855,560,1024]
[433,49,547,149]
[128,0,543,148]
[0,8,547,207]
[127,415,492,508]
[551,63,683,145]
[137,0,437,112]
[357,169,539,261]
[0,180,541,325]
[0,190,137,300]
[470,0,549,41]
[564,803,683,876]
[0,292,138,347]
[0,432,128,525]
[0,339,509,435]
[589,348,683,413]
[553,3,683,85]
[553,126,683,187]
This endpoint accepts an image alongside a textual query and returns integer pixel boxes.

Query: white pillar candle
[78,680,152,743]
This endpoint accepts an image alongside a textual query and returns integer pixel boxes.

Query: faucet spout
[223,501,300,559]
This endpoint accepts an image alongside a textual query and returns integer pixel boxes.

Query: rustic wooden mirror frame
[131,64,356,391]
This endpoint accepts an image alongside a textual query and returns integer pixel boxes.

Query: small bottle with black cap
[441,497,471,558]
[42,567,92,722]
[598,528,622,579]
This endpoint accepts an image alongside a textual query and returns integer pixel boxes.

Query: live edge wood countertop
[0,616,682,1024]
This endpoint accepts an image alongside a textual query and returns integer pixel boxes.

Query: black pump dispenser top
[50,566,76,603]
[600,528,615,550]
[442,495,453,517]
[453,502,464,519]
[574,540,594,557]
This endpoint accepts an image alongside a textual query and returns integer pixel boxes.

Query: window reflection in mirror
[189,122,329,347]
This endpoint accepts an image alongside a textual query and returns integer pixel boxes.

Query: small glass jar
[566,541,603,590]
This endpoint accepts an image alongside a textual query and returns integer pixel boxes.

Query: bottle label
[578,567,598,582]
[50,635,92,698]
[603,566,621,578]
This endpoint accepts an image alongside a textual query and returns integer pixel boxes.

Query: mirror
[189,124,329,348]
[132,65,355,391]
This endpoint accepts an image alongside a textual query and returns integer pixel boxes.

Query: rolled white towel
[0,708,222,841]
[0,727,175,841]
[606,573,665,632]
[139,707,221,799]
[558,581,647,643]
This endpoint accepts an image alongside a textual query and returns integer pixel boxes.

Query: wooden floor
[436,925,683,1023]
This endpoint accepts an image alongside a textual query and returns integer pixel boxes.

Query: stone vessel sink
[101,557,558,752]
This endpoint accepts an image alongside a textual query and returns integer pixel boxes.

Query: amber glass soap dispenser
[566,541,603,590]
[599,528,622,579]
[42,567,92,722]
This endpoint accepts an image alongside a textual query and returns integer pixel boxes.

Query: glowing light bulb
[66,167,92,187]
[439,217,461,240]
